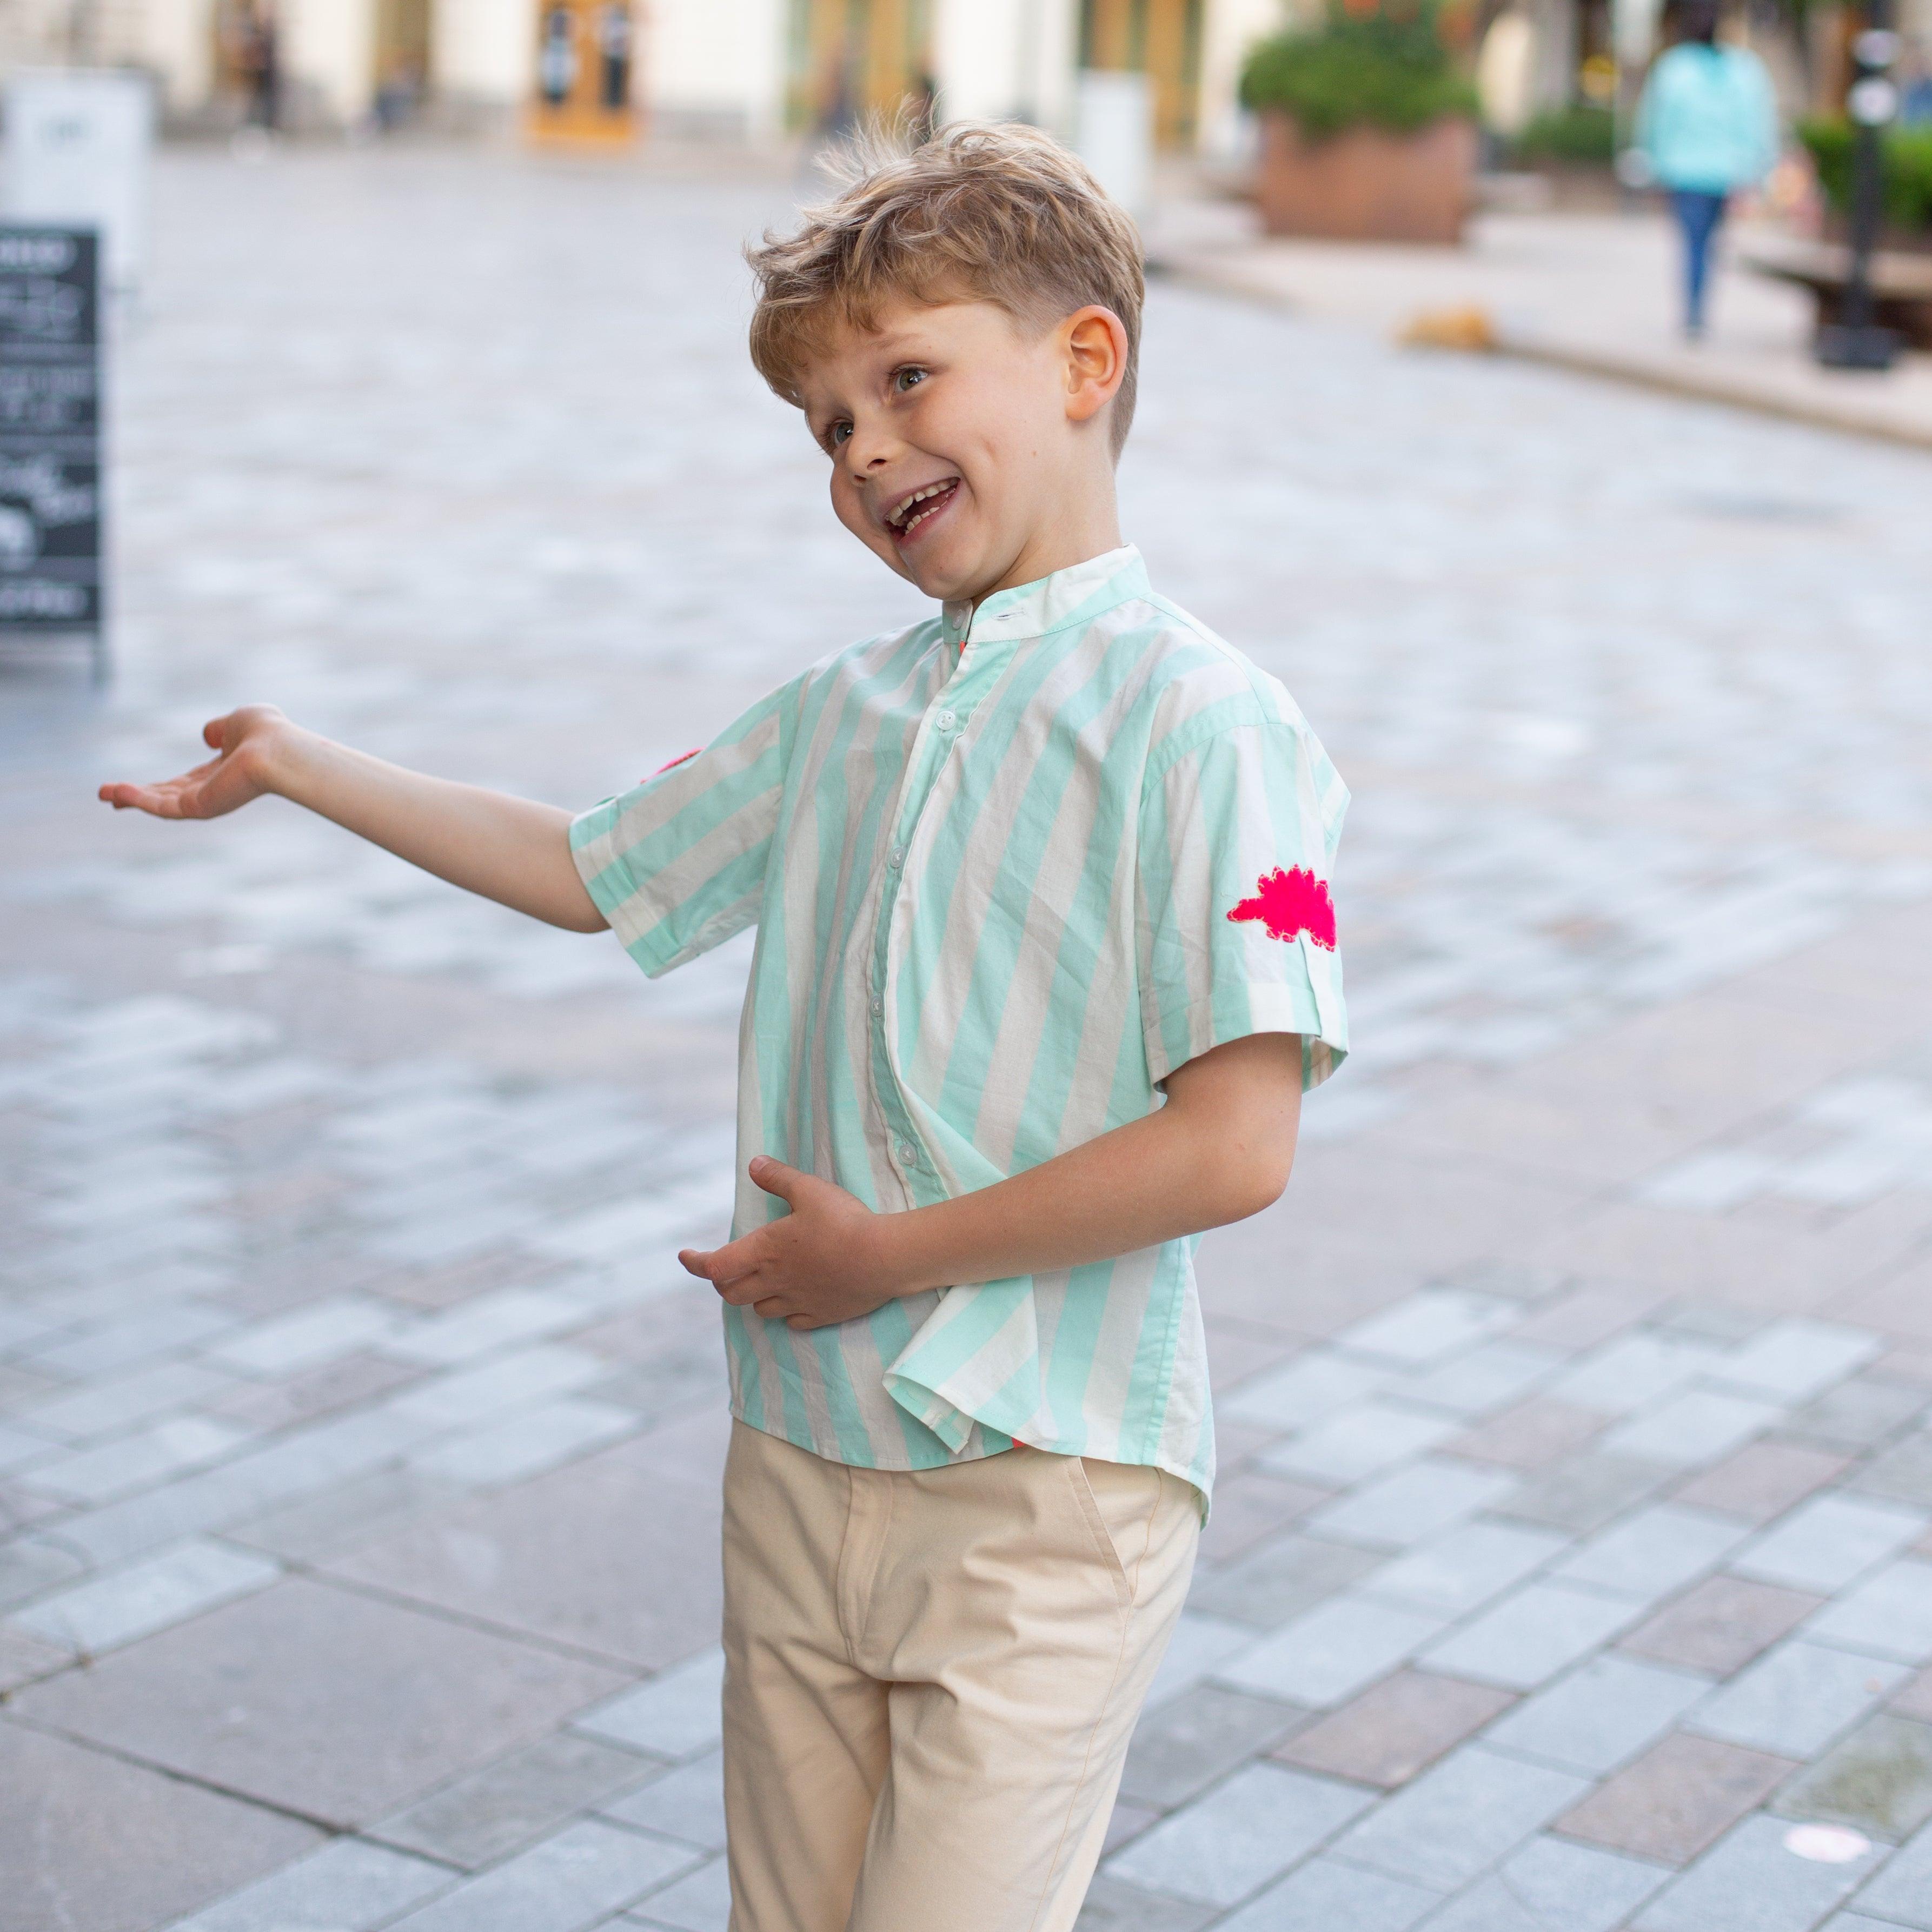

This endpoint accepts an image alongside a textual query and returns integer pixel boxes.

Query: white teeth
[888,480,956,529]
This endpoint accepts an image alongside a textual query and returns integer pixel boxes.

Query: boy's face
[795,296,1115,606]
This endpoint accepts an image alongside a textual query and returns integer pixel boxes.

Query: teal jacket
[1637,43,1778,193]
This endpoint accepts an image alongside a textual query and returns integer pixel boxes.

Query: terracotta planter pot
[1256,109,1478,244]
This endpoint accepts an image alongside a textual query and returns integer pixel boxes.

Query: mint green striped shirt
[572,547,1347,1503]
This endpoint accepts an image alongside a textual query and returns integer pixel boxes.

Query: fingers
[747,1154,810,1204]
[679,1234,761,1286]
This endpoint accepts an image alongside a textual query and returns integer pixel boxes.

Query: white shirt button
[897,1140,918,1164]
[888,847,905,868]
[870,994,884,1016]
[937,710,957,731]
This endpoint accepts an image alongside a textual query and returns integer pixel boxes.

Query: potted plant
[1241,0,1482,243]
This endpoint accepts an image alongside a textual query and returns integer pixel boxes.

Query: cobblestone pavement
[4,145,1932,1932]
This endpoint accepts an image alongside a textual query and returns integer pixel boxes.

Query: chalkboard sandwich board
[0,225,104,679]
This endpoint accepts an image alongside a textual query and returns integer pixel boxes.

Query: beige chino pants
[719,1420,1199,1932]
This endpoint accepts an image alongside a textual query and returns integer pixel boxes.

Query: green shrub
[1799,116,1932,231]
[1240,1,1479,141]
[1513,103,1615,165]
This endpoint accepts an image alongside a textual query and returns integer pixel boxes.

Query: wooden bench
[1742,235,1932,350]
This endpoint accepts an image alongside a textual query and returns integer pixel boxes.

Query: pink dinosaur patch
[1226,867,1337,950]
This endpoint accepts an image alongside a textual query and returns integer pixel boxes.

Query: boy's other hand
[99,706,289,819]
[679,1158,897,1330]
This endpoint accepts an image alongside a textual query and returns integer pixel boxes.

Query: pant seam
[1022,1463,1169,1932]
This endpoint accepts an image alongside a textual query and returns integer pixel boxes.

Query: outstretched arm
[680,1030,1302,1328]
[99,706,606,933]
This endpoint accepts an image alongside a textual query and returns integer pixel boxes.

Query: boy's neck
[965,494,1124,613]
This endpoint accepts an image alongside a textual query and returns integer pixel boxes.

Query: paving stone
[1419,1834,1670,1932]
[626,1851,731,1930]
[27,1301,241,1379]
[1390,1341,1566,1420]
[1106,1761,1377,1906]
[1274,1668,1516,1788]
[0,1719,324,1932]
[1634,1810,1884,1932]
[14,1358,242,1442]
[1689,1637,1908,1760]
[1851,1815,1932,1927]
[1187,1530,1384,1629]
[1422,1580,1641,1690]
[21,1413,253,1505]
[327,1419,725,1671]
[167,1837,455,1932]
[1072,1876,1220,1931]
[1777,1714,1932,1843]
[1445,1396,1611,1470]
[204,1350,426,1435]
[1306,1458,1518,1550]
[1708,1320,1885,1404]
[1105,1801,1163,1853]
[1553,1504,1755,1609]
[1675,1440,1853,1524]
[1195,1470,1329,1567]
[386,1818,700,1932]
[1334,1290,1519,1367]
[1734,1495,1931,1594]
[1216,1349,1393,1435]
[0,1533,88,1610]
[0,1622,72,1690]
[1145,1610,1260,1708]
[1851,1435,1932,1511]
[1258,1401,1460,1486]
[408,1396,638,1486]
[1619,1574,1824,1677]
[1602,1390,1786,1470]
[1511,1287,1659,1354]
[206,1296,404,1376]
[1555,1731,1798,1864]
[1545,1333,1725,1417]
[600,1748,726,1851]
[1362,1519,1569,1618]
[1331,1742,1590,1889]
[384,1289,589,1367]
[377,1731,658,1869]
[1120,1683,1306,1807]
[574,1648,726,1761]
[1810,1561,1932,1664]
[1484,1654,1712,1775]
[12,1576,626,1828]
[1213,1854,1443,1930]
[1215,1592,1448,1708]
[224,1465,471,1562]
[1896,1669,1932,1723]
[9,1536,280,1654]
[1786,1378,1932,1452]
[1492,1451,1674,1535]
[384,1346,613,1428]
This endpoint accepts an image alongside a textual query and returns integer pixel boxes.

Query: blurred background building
[1,0,1919,152]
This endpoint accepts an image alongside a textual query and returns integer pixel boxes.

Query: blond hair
[747,122,1146,456]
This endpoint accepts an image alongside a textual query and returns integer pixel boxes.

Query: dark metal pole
[1816,0,1901,368]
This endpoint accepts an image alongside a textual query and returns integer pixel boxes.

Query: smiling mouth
[884,477,960,543]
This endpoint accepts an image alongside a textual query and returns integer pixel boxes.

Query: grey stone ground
[3,144,1932,1932]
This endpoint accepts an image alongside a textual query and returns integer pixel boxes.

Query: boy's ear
[1062,306,1130,426]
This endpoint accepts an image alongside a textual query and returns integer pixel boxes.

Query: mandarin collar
[939,545,1148,653]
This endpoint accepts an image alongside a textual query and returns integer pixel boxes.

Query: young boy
[102,124,1348,1932]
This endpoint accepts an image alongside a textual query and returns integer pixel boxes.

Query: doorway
[786,0,936,135]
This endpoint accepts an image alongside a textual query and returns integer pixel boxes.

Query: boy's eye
[892,367,927,394]
[827,421,852,449]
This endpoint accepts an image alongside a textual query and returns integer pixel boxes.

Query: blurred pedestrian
[1636,0,1778,338]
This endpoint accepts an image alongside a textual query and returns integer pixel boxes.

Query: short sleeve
[570,677,799,978]
[1137,712,1349,1091]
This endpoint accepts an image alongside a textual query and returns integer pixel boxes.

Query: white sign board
[2,70,154,291]
[1074,70,1153,223]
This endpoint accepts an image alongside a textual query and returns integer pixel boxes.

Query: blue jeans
[1671,189,1728,333]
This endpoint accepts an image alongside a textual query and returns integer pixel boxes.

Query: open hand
[680,1157,903,1330]
[99,706,291,819]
